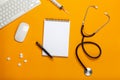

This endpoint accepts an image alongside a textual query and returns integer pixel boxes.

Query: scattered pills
[6,52,28,67]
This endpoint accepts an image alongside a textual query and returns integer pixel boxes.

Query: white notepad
[43,19,70,57]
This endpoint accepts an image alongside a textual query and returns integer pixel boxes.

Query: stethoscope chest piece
[84,68,92,76]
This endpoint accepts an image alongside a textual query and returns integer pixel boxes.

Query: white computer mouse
[15,22,29,42]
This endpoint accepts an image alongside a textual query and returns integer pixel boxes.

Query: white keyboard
[0,0,41,29]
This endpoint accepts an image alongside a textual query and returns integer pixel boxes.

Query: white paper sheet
[43,19,70,57]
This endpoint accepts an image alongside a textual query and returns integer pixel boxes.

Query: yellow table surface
[0,0,120,79]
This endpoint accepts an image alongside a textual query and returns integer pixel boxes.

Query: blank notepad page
[43,19,70,57]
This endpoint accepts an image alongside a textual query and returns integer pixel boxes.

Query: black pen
[36,42,53,59]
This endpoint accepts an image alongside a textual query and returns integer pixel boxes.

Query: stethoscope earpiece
[84,68,92,76]
[94,6,98,9]
[104,12,110,17]
[104,12,108,15]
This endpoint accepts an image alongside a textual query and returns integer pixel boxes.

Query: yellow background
[0,0,120,79]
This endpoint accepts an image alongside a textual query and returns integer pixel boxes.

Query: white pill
[24,59,27,63]
[18,63,22,67]
[6,57,11,61]
[20,53,23,56]
[19,55,23,59]
[19,53,23,58]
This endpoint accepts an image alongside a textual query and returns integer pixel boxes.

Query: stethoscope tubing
[75,25,102,70]
[75,5,110,76]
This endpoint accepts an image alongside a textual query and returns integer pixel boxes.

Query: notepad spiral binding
[45,18,69,22]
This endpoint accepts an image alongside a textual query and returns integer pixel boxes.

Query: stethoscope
[75,6,110,76]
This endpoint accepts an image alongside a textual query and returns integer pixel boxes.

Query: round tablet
[6,57,11,61]
[19,53,23,58]
[24,59,27,63]
[18,63,22,67]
